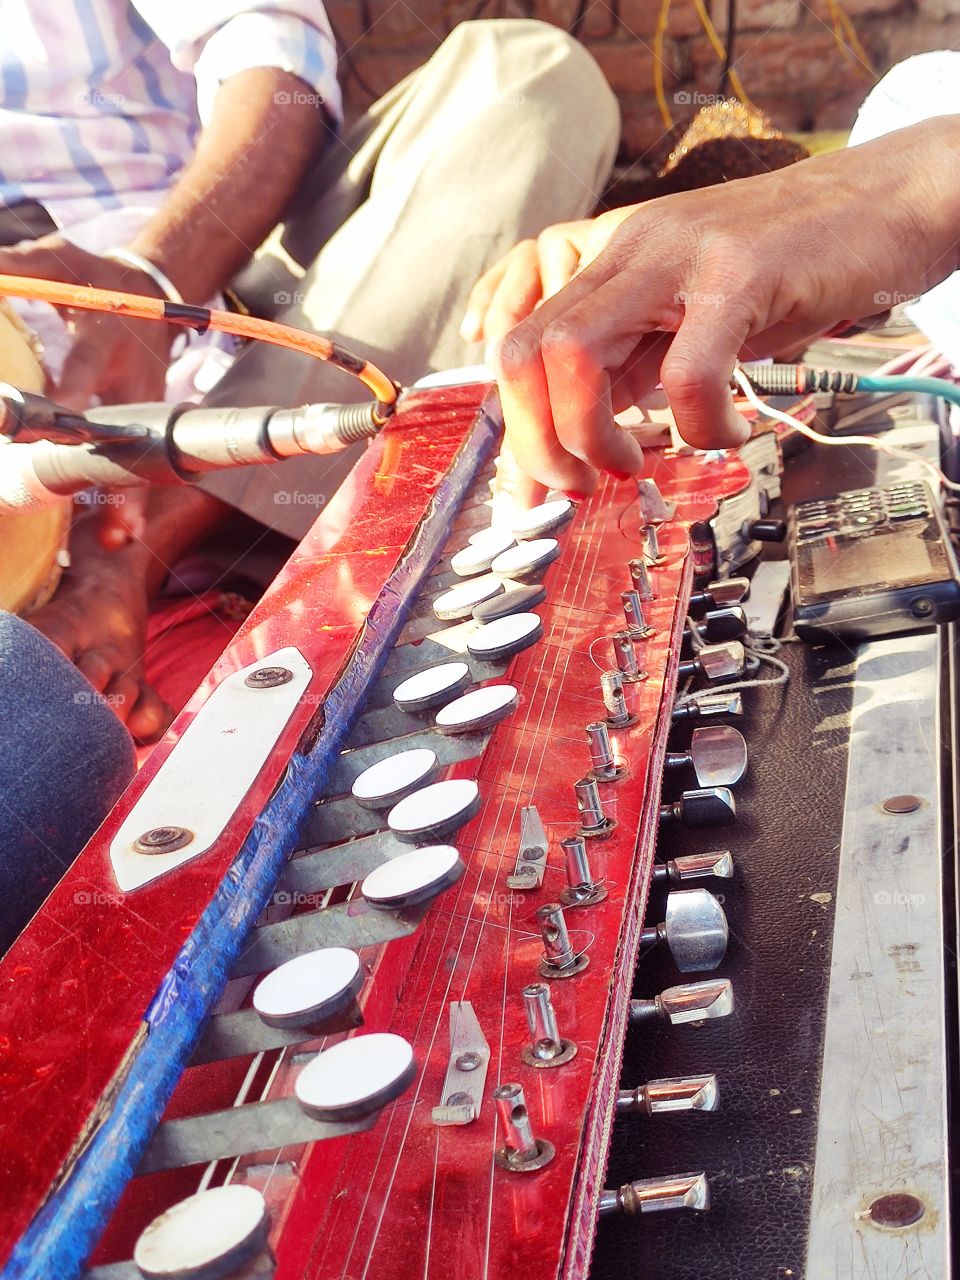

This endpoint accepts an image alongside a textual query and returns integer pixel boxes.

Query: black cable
[718,0,736,95]
[570,0,590,36]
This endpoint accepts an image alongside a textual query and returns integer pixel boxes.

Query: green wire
[858,373,960,410]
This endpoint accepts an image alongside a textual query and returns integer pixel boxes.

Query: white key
[295,1032,415,1121]
[510,497,575,539]
[433,575,503,621]
[393,661,470,713]
[351,748,438,809]
[490,538,560,579]
[134,1185,268,1280]
[387,778,480,843]
[450,529,515,577]
[253,947,362,1029]
[435,684,519,735]
[466,612,542,661]
[361,844,463,909]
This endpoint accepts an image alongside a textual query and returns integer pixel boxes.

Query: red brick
[591,35,686,93]
[813,85,871,129]
[618,91,687,157]
[617,0,708,39]
[340,49,428,106]
[690,29,870,94]
[357,0,451,47]
[809,0,904,16]
[713,0,801,30]
[879,11,960,58]
[535,0,619,38]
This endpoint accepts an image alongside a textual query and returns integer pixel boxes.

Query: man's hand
[493,116,960,500]
[0,235,174,410]
[460,208,637,346]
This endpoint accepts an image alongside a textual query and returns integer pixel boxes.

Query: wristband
[103,247,184,306]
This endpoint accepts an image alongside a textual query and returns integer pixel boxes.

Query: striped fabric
[0,0,342,229]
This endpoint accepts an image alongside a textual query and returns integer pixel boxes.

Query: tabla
[0,299,71,615]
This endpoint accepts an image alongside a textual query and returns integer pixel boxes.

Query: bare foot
[29,526,172,744]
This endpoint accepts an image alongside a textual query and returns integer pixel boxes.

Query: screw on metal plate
[431,1001,490,1127]
[133,825,193,855]
[493,1083,556,1172]
[506,805,549,891]
[245,665,294,689]
[881,794,922,815]
[866,1193,925,1229]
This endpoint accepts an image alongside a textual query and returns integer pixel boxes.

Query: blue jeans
[0,612,135,952]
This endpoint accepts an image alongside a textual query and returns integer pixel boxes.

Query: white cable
[732,366,960,494]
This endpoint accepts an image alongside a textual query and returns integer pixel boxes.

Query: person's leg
[202,19,620,537]
[0,612,135,952]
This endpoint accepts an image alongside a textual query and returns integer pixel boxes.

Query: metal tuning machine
[671,690,744,724]
[664,725,748,788]
[537,901,589,978]
[622,589,655,638]
[628,557,655,602]
[684,605,748,646]
[652,850,734,885]
[599,1172,710,1218]
[677,641,745,684]
[585,720,626,782]
[629,977,734,1026]
[659,787,737,827]
[687,575,750,618]
[560,835,607,908]
[616,1074,719,1116]
[612,629,647,682]
[601,669,636,728]
[639,888,729,972]
[575,776,616,837]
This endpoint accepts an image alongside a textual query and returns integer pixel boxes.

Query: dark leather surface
[592,624,856,1279]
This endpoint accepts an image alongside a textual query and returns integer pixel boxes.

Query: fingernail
[562,490,587,502]
[606,469,633,481]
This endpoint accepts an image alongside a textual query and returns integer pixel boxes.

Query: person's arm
[0,65,329,408]
[493,115,960,503]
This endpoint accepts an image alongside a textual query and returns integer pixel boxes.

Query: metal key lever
[687,575,750,618]
[664,725,748,788]
[599,1172,711,1217]
[629,977,734,1025]
[671,691,744,723]
[677,641,745,683]
[660,787,736,827]
[652,850,734,885]
[639,888,729,972]
[617,1074,719,1115]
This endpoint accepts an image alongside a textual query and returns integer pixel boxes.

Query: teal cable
[857,373,960,410]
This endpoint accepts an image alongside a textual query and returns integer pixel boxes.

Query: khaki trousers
[201,18,620,539]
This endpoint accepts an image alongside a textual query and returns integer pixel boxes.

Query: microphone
[0,394,387,515]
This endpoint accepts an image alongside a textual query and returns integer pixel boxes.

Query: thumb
[57,331,110,410]
[660,302,753,451]
[0,235,83,285]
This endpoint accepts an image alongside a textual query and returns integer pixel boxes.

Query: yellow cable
[654,0,674,130]
[690,0,757,110]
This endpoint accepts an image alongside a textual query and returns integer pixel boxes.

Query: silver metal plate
[506,805,549,891]
[431,1001,491,1125]
[110,647,313,892]
[805,632,949,1279]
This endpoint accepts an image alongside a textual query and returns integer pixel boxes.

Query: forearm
[71,487,229,598]
[128,67,329,302]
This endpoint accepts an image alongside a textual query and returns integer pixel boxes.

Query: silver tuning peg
[612,629,646,682]
[521,982,577,1068]
[671,690,744,723]
[628,557,655,601]
[665,725,748,788]
[643,524,665,565]
[640,888,728,972]
[493,1082,555,1172]
[600,669,635,728]
[678,641,745,683]
[660,787,736,827]
[652,850,734,884]
[685,605,748,645]
[585,721,625,783]
[621,589,654,637]
[599,1172,710,1217]
[629,977,734,1025]
[617,1074,719,1116]
[560,835,607,907]
[688,576,749,617]
[537,901,589,977]
[575,776,616,837]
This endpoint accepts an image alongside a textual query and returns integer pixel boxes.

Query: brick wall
[325,0,960,167]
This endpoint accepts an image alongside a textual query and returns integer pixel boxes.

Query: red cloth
[135,589,252,767]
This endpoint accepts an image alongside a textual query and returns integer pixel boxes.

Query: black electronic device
[788,480,960,641]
